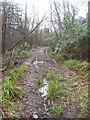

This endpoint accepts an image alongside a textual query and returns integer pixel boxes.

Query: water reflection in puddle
[39,79,48,97]
[24,59,49,114]
[33,112,38,118]
[33,61,44,65]
[24,62,30,65]
[24,60,44,66]
[24,60,48,98]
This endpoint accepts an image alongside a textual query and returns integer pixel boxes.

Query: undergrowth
[36,76,44,88]
[62,59,89,79]
[46,71,65,115]
[51,103,64,116]
[15,47,36,58]
[46,70,88,117]
[52,52,67,61]
[0,64,28,118]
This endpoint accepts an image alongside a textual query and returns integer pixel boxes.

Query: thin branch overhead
[7,11,48,52]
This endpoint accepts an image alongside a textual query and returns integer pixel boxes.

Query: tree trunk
[0,14,2,56]
[2,8,7,55]
[88,1,90,62]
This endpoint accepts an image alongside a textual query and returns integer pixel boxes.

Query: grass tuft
[1,64,28,118]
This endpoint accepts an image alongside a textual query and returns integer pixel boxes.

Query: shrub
[2,78,22,99]
[63,59,89,79]
[53,52,66,61]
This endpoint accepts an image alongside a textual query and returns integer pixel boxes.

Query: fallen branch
[8,17,45,51]
[1,12,47,72]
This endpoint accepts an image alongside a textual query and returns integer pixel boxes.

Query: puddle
[33,112,38,118]
[39,79,48,97]
[24,60,44,66]
[24,62,31,65]
[44,102,48,112]
[33,59,49,112]
[39,79,49,113]
[24,59,48,98]
[33,60,44,72]
[33,60,44,65]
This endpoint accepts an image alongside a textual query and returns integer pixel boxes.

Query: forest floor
[7,47,88,119]
[0,47,88,119]
[16,47,88,119]
[17,47,56,118]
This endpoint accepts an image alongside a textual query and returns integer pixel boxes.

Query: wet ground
[17,47,54,118]
[17,47,78,119]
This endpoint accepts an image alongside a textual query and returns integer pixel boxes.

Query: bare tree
[0,1,24,52]
[50,3,59,41]
[88,1,90,62]
[1,2,7,54]
[0,11,47,72]
[53,1,62,30]
[0,14,2,70]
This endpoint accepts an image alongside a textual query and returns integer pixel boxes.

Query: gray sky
[2,0,88,18]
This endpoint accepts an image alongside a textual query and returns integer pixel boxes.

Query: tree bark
[2,7,7,55]
[88,1,90,62]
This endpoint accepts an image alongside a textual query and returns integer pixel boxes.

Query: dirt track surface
[17,47,77,119]
[17,47,55,118]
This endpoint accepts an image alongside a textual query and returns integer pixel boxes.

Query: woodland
[0,0,89,119]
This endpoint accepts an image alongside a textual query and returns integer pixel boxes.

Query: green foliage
[48,36,57,52]
[15,46,36,59]
[46,72,65,116]
[61,59,88,117]
[63,59,88,71]
[53,52,67,61]
[31,47,36,52]
[48,17,88,60]
[1,64,28,118]
[46,71,59,81]
[20,42,31,51]
[51,104,64,116]
[2,78,22,99]
[45,70,88,117]
[47,47,53,53]
[76,92,88,117]
[47,79,64,100]
[61,22,88,60]
[63,59,89,79]
[15,50,31,58]
[36,77,44,88]
[10,64,28,80]
[46,72,65,100]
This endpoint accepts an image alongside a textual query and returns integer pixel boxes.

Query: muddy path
[17,47,56,118]
[17,47,77,119]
